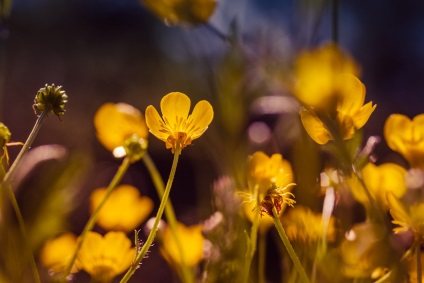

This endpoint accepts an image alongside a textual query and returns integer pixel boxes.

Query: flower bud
[124,134,148,162]
[33,84,68,119]
[0,123,11,149]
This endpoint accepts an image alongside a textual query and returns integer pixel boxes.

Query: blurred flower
[90,185,154,233]
[140,0,216,26]
[78,231,135,283]
[293,43,359,109]
[145,92,214,153]
[39,232,80,274]
[94,103,148,155]
[340,222,390,278]
[283,206,335,244]
[247,151,293,195]
[300,74,376,145]
[384,113,424,169]
[347,163,406,208]
[159,222,204,267]
[387,192,424,240]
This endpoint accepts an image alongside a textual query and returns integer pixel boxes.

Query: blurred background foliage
[1,0,424,282]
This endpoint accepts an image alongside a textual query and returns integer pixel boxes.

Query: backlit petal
[187,100,214,140]
[145,105,169,142]
[160,92,191,132]
[353,101,376,129]
[384,114,411,154]
[337,75,366,115]
[387,192,411,231]
[299,107,332,144]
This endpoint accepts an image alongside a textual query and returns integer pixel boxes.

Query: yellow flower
[293,43,359,109]
[340,222,390,278]
[159,222,204,267]
[140,0,216,26]
[145,92,214,153]
[283,206,335,244]
[90,185,154,233]
[78,231,135,283]
[247,151,293,195]
[94,103,148,153]
[347,162,406,208]
[300,74,376,144]
[39,232,80,274]
[387,192,424,239]
[384,113,424,169]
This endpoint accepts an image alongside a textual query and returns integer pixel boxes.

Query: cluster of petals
[90,185,154,233]
[145,92,214,153]
[384,113,424,169]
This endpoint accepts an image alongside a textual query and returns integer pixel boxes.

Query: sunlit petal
[187,100,214,140]
[145,105,169,142]
[160,92,191,132]
[299,107,332,144]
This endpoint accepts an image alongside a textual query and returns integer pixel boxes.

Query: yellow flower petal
[78,231,135,282]
[187,100,214,140]
[299,107,332,144]
[39,233,80,273]
[353,101,377,129]
[145,105,169,142]
[90,185,154,233]
[160,222,204,267]
[160,92,191,131]
[146,92,214,152]
[384,114,412,155]
[387,192,411,233]
[94,103,148,152]
[337,75,366,116]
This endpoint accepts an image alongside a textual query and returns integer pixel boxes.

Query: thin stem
[272,207,310,283]
[2,108,49,185]
[63,156,132,278]
[417,244,422,283]
[204,22,230,43]
[142,153,193,283]
[242,186,259,283]
[120,144,182,283]
[0,108,50,283]
[4,182,40,283]
[258,232,266,283]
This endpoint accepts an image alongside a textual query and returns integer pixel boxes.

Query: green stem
[258,232,266,283]
[63,156,132,278]
[272,207,310,283]
[2,107,49,185]
[120,144,182,283]
[417,243,422,283]
[242,186,259,283]
[142,153,193,283]
[0,108,50,283]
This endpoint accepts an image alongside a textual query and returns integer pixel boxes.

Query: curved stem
[142,154,193,283]
[242,186,259,283]
[63,157,132,278]
[120,144,182,283]
[2,108,49,185]
[0,108,50,283]
[272,206,310,283]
